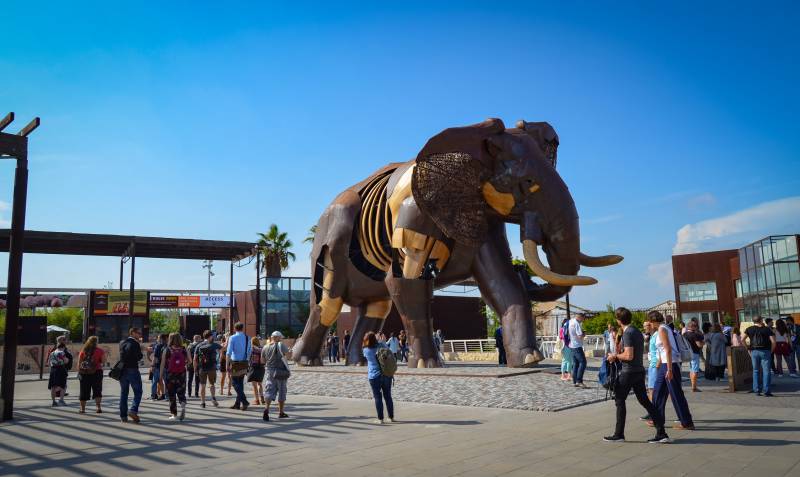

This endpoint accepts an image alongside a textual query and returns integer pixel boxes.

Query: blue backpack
[562,322,571,347]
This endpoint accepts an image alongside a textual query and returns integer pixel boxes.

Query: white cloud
[686,192,717,210]
[673,196,800,254]
[647,260,674,288]
[0,200,9,211]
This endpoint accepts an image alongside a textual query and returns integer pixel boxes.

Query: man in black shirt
[603,307,669,443]
[683,320,705,392]
[745,316,776,396]
[119,328,144,423]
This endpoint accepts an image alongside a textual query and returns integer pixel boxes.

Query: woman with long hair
[775,319,797,377]
[219,334,232,396]
[77,336,105,414]
[159,333,188,421]
[248,336,265,405]
[707,323,728,381]
[363,331,395,424]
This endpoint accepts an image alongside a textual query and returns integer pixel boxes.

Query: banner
[178,296,201,308]
[149,295,179,308]
[201,295,231,308]
[143,294,233,309]
[93,290,147,316]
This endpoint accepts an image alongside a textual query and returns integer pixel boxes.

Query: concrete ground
[1,365,799,477]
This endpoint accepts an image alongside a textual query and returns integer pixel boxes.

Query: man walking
[119,328,144,423]
[149,334,167,400]
[194,330,221,408]
[495,325,506,366]
[745,316,776,397]
[569,314,587,387]
[343,330,351,359]
[226,322,252,410]
[604,307,669,443]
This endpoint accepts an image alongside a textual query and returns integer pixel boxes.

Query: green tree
[257,224,296,277]
[150,310,180,334]
[303,225,317,244]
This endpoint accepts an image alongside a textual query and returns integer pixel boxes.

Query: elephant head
[411,118,622,301]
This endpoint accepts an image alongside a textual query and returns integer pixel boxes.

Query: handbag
[273,344,291,380]
[109,360,124,381]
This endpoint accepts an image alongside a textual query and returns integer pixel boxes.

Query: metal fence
[444,334,607,359]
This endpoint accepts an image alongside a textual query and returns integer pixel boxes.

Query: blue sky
[2,2,799,309]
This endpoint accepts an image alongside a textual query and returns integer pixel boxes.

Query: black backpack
[198,344,216,369]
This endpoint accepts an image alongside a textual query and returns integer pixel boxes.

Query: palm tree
[257,224,296,277]
[303,225,317,244]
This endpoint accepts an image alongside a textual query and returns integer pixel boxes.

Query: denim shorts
[647,367,657,389]
[690,353,701,373]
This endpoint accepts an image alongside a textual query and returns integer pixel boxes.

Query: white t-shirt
[568,318,584,349]
[775,332,787,343]
[655,324,681,364]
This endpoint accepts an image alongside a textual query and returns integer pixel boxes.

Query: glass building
[737,235,800,321]
[260,276,311,337]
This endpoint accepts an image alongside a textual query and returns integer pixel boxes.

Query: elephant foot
[408,357,442,369]
[345,316,384,366]
[295,355,324,367]
[507,347,544,368]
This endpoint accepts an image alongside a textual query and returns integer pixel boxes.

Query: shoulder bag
[273,344,291,380]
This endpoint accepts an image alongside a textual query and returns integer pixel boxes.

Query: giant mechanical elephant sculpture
[291,118,622,368]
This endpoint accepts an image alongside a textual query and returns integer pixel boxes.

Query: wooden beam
[0,112,13,132]
[17,117,40,137]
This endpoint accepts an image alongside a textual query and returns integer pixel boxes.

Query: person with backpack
[568,314,587,388]
[119,328,144,423]
[226,322,252,411]
[186,334,202,397]
[194,330,221,408]
[159,333,188,421]
[248,336,265,405]
[261,331,291,421]
[648,311,695,431]
[362,331,396,424]
[48,338,70,407]
[77,335,105,414]
[603,308,669,443]
[149,334,168,401]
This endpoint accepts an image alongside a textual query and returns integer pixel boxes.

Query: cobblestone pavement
[289,361,606,412]
[294,361,560,377]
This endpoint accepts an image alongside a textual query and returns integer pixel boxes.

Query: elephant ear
[409,119,505,247]
[411,152,487,247]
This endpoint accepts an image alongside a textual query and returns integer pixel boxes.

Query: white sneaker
[168,415,177,421]
[179,403,186,421]
[373,419,384,425]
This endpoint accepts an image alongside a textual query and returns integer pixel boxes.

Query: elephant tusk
[579,252,624,267]
[522,240,598,286]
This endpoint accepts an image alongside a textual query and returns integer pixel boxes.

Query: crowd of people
[45,321,401,425]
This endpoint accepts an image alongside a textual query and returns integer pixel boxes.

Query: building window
[735,279,742,298]
[679,282,718,302]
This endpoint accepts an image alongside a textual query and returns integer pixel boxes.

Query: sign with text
[144,294,233,308]
[149,295,179,308]
[93,290,148,316]
[201,295,231,308]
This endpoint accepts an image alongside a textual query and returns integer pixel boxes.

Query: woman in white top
[774,319,797,377]
[648,311,695,430]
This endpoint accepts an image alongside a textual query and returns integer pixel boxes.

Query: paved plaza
[1,363,799,477]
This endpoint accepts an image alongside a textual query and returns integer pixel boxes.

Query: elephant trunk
[520,212,596,288]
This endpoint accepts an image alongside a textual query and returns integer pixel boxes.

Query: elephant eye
[525,178,540,193]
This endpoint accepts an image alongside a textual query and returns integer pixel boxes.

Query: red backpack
[166,346,187,374]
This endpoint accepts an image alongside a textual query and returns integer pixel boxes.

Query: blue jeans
[232,376,249,407]
[653,362,694,427]
[751,349,772,393]
[150,367,161,399]
[368,376,394,420]
[571,347,587,384]
[119,368,143,419]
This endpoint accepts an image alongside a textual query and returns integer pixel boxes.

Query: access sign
[149,295,232,308]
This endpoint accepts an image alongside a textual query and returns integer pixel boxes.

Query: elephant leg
[472,226,543,368]
[345,300,391,366]
[385,276,440,368]
[292,248,343,366]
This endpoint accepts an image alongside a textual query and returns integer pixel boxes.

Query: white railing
[444,334,607,359]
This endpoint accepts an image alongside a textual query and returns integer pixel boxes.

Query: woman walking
[362,331,395,424]
[48,339,70,406]
[248,336,265,405]
[159,333,188,421]
[774,319,797,377]
[399,330,408,363]
[262,331,291,422]
[219,335,232,396]
[77,336,105,414]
